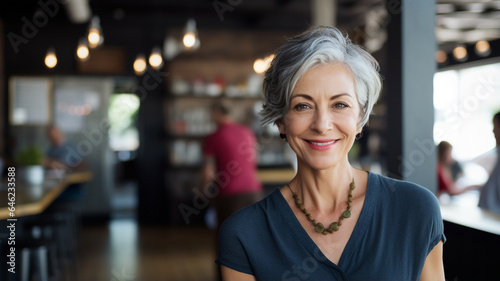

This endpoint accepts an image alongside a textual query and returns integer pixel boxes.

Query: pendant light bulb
[88,16,104,49]
[149,47,164,70]
[76,38,90,61]
[45,48,57,68]
[134,54,147,75]
[183,18,200,50]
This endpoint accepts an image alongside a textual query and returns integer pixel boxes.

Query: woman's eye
[294,104,310,110]
[334,103,349,109]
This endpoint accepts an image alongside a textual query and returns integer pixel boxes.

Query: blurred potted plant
[16,145,44,186]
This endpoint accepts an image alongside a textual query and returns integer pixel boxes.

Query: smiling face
[278,63,361,170]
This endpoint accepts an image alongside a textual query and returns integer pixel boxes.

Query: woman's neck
[290,158,354,214]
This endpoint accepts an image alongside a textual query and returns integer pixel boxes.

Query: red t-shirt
[437,163,452,194]
[203,123,262,196]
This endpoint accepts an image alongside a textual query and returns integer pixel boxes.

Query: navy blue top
[216,172,446,281]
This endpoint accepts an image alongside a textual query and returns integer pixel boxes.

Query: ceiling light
[475,40,491,57]
[452,45,468,62]
[149,47,163,70]
[45,48,57,68]
[435,50,447,64]
[253,54,274,74]
[133,54,147,75]
[88,16,104,49]
[76,38,90,61]
[183,18,200,50]
[253,59,267,74]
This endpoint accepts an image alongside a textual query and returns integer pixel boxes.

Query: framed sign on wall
[9,77,53,126]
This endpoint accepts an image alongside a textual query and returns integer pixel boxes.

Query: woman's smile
[303,138,340,150]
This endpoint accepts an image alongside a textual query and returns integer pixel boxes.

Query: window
[109,94,140,152]
[434,62,500,162]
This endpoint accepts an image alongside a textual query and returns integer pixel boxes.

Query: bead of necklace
[286,180,355,235]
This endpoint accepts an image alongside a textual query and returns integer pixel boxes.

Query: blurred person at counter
[478,112,500,215]
[202,102,263,228]
[437,141,481,196]
[216,26,445,280]
[44,125,86,170]
[44,125,87,202]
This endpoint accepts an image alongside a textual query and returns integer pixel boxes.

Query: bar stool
[12,236,59,281]
[22,213,78,281]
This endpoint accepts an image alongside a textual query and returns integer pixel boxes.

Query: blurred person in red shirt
[203,102,263,228]
[437,141,480,196]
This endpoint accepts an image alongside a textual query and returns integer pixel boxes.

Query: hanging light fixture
[435,50,447,64]
[76,38,90,61]
[452,45,467,62]
[148,47,164,70]
[253,59,267,74]
[183,18,200,50]
[475,40,491,57]
[253,54,274,74]
[133,54,147,75]
[45,47,57,68]
[88,16,104,49]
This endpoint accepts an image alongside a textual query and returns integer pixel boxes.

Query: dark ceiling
[1,0,499,55]
[0,0,382,31]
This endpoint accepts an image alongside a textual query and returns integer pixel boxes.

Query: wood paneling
[77,46,127,75]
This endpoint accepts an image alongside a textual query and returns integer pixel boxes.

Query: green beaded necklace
[286,180,355,235]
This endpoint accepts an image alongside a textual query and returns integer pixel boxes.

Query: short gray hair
[261,26,382,130]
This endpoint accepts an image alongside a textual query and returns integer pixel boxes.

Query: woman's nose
[311,109,332,134]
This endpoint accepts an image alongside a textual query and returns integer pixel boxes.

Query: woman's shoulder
[369,172,440,209]
[219,190,281,238]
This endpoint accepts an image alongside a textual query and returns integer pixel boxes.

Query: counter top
[257,168,295,184]
[439,191,500,235]
[0,170,93,220]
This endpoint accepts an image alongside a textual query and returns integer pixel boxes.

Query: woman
[217,26,445,280]
[437,141,479,196]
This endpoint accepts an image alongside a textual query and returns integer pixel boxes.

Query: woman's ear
[277,119,286,135]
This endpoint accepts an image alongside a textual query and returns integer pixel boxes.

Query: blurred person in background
[437,141,480,196]
[203,102,263,280]
[216,26,445,281]
[44,125,86,170]
[202,102,263,228]
[478,112,500,214]
[44,125,87,202]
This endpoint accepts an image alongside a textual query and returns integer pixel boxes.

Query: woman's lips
[303,139,339,150]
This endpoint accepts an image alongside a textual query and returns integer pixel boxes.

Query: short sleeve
[424,187,447,255]
[215,214,254,275]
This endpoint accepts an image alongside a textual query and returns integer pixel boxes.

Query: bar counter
[0,169,93,220]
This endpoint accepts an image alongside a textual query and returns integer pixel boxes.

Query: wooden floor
[77,218,217,281]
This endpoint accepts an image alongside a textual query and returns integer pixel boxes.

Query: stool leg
[49,243,60,281]
[21,248,30,281]
[37,246,49,281]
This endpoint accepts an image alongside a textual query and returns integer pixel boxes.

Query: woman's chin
[303,157,342,171]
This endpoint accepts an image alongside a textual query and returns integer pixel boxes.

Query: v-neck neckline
[274,171,377,272]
